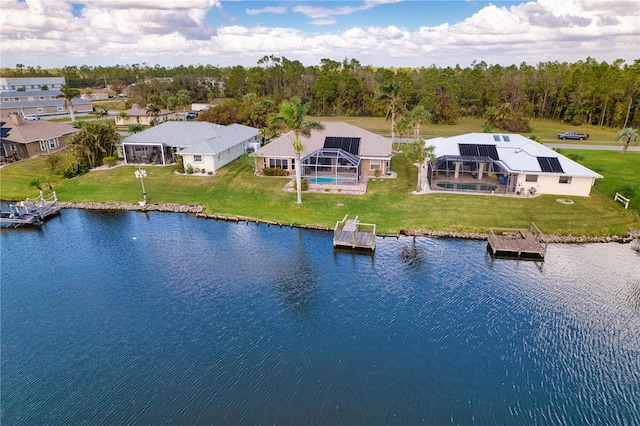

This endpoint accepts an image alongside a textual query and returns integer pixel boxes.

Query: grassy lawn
[1,119,638,236]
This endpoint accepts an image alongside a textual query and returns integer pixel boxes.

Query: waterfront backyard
[0,117,638,236]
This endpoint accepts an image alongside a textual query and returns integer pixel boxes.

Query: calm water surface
[1,209,639,425]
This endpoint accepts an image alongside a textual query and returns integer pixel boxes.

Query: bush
[44,152,64,174]
[102,156,117,167]
[186,165,194,174]
[263,167,289,176]
[62,162,89,179]
[615,183,636,199]
[174,155,184,172]
[293,178,309,191]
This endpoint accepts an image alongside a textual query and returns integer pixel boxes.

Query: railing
[614,192,630,209]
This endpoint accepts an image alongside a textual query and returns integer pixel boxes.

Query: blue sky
[213,1,525,30]
[1,0,638,69]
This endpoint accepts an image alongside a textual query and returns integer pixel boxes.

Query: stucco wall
[516,174,595,197]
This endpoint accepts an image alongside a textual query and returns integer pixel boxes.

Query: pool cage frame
[301,148,361,186]
[429,155,517,194]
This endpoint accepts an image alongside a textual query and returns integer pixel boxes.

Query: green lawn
[1,119,638,236]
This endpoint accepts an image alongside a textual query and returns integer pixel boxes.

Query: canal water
[1,209,639,425]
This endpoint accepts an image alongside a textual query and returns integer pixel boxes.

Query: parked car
[557,131,589,140]
[23,115,40,121]
[186,111,197,119]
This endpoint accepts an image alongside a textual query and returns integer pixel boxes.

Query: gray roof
[427,133,602,178]
[0,89,92,109]
[121,121,260,155]
[0,120,78,144]
[254,121,392,158]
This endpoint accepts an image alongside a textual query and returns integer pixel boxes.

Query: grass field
[1,118,638,236]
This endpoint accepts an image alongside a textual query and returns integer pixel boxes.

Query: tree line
[5,55,639,129]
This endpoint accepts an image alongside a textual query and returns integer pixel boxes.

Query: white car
[24,115,40,120]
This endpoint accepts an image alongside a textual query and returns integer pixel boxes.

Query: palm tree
[57,85,81,122]
[408,106,431,142]
[269,98,325,204]
[393,116,411,152]
[376,79,404,147]
[98,108,109,121]
[117,111,129,126]
[146,103,161,126]
[176,89,191,119]
[408,141,436,192]
[616,127,639,155]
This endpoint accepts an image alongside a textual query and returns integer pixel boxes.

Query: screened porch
[301,148,361,186]
[429,155,516,194]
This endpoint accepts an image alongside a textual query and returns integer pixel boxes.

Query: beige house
[1,113,78,163]
[252,121,393,185]
[427,133,602,197]
[115,104,175,126]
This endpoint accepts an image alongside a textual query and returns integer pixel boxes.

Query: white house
[426,133,602,197]
[120,121,260,174]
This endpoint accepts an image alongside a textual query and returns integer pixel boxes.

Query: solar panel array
[324,137,361,155]
[458,144,500,160]
[537,156,564,173]
[0,122,9,138]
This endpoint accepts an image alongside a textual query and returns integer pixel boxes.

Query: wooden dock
[333,214,376,251]
[487,222,547,259]
[0,191,61,228]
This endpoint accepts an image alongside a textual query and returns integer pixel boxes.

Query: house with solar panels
[252,121,393,185]
[426,133,602,197]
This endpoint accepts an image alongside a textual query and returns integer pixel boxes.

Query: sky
[1,0,639,70]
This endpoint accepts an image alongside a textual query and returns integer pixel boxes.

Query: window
[502,135,510,142]
[57,106,64,111]
[370,160,381,171]
[268,158,288,169]
[50,96,56,100]
[28,97,34,101]
[49,138,57,149]
[39,96,45,100]
[559,176,572,184]
[493,135,500,141]
[525,175,538,182]
[37,107,44,113]
[39,140,46,151]
[13,97,20,102]
[3,97,9,102]
[194,155,202,162]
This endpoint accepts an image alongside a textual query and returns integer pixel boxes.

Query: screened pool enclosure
[301,148,361,186]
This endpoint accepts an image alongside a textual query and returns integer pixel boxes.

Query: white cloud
[0,0,637,69]
[246,6,287,16]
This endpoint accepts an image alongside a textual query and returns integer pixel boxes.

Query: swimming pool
[310,176,339,183]
[437,182,498,192]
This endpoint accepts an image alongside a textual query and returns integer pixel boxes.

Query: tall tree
[58,85,81,122]
[408,106,431,141]
[616,127,639,155]
[376,79,404,146]
[407,140,435,192]
[269,98,325,204]
[68,121,120,168]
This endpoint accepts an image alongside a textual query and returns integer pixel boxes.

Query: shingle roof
[121,121,260,155]
[427,133,602,178]
[254,121,392,158]
[0,120,78,144]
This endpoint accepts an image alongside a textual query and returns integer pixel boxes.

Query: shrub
[174,155,184,172]
[45,152,64,174]
[615,183,636,199]
[201,168,206,174]
[208,171,214,175]
[62,162,89,179]
[374,168,381,177]
[263,167,289,176]
[102,156,117,167]
[293,178,309,191]
[186,165,194,174]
